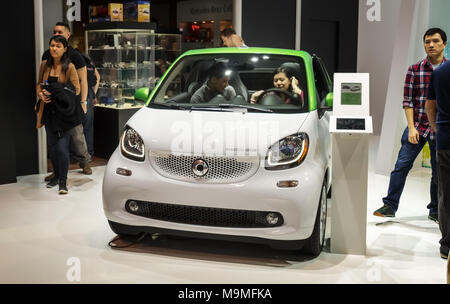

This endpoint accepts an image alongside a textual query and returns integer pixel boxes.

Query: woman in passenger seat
[250,66,304,105]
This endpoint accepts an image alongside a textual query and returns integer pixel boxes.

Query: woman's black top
[47,76,58,83]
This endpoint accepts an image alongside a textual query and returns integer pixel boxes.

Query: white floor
[0,136,448,284]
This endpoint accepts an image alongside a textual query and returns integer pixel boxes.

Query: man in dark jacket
[426,60,450,260]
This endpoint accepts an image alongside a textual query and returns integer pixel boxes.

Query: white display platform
[330,73,373,255]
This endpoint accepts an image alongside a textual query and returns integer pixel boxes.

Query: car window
[312,55,332,104]
[148,54,310,114]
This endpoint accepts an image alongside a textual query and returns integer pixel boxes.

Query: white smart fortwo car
[103,47,333,256]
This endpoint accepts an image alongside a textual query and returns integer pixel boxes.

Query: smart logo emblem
[192,159,209,177]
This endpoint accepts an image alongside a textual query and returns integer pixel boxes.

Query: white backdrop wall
[43,0,63,47]
[429,0,450,32]
[357,0,433,175]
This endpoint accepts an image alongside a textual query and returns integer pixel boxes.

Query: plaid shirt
[403,57,448,139]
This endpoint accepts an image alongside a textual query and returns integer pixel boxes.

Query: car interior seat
[228,70,249,102]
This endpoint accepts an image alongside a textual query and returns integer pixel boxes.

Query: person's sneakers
[373,204,396,217]
[428,213,439,224]
[79,162,92,175]
[46,178,59,188]
[45,172,55,182]
[58,182,68,195]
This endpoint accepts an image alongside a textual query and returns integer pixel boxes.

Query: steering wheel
[255,88,302,106]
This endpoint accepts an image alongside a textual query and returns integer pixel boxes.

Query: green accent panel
[146,47,318,111]
[325,92,333,107]
[134,87,150,103]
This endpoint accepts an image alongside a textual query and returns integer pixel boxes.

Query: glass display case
[84,23,181,159]
[85,26,181,109]
[86,28,156,108]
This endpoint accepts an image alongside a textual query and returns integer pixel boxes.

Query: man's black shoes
[373,204,396,217]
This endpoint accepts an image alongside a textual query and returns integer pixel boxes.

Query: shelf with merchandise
[86,27,181,111]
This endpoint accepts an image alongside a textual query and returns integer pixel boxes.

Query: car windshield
[148,53,309,114]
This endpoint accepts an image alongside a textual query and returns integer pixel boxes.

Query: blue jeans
[46,125,71,184]
[437,150,450,256]
[83,87,95,156]
[383,127,438,214]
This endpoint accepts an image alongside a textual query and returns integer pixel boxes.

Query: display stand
[329,73,372,255]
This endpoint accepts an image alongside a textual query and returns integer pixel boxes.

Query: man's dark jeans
[69,88,94,160]
[83,87,95,157]
[383,127,438,213]
[437,150,450,256]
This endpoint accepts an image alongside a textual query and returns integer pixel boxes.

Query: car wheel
[302,178,328,256]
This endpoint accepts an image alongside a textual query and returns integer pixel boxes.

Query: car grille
[125,200,284,228]
[149,151,260,184]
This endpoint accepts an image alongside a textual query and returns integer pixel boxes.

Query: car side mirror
[134,87,150,103]
[325,92,333,108]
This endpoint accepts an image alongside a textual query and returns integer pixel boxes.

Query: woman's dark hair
[45,35,70,73]
[423,28,447,44]
[273,67,295,91]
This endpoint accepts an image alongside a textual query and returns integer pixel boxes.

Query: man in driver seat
[190,62,236,103]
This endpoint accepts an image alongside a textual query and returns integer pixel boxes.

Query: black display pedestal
[94,106,141,159]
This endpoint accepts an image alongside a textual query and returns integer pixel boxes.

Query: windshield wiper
[189,106,237,112]
[191,104,273,113]
[149,102,190,110]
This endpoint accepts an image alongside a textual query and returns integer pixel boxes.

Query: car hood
[126,107,310,157]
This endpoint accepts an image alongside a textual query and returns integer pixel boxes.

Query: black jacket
[42,82,83,134]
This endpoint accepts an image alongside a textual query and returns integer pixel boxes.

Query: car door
[312,55,333,181]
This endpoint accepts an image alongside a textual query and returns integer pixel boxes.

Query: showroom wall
[429,0,450,35]
[357,0,402,139]
[241,0,359,77]
[241,0,297,49]
[300,0,359,77]
[365,0,450,175]
[0,0,39,184]
[43,0,64,47]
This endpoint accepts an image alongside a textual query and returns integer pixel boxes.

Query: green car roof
[147,47,318,111]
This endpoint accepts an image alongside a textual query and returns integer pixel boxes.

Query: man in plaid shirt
[374,28,448,222]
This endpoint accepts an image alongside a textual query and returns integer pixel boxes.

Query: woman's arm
[290,76,303,95]
[36,61,45,97]
[290,76,305,106]
[36,61,51,103]
[250,90,264,104]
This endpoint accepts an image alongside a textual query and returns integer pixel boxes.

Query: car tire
[302,178,328,256]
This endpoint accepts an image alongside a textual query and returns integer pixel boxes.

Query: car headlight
[120,127,145,161]
[265,133,309,170]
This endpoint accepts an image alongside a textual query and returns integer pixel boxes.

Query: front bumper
[103,148,324,242]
